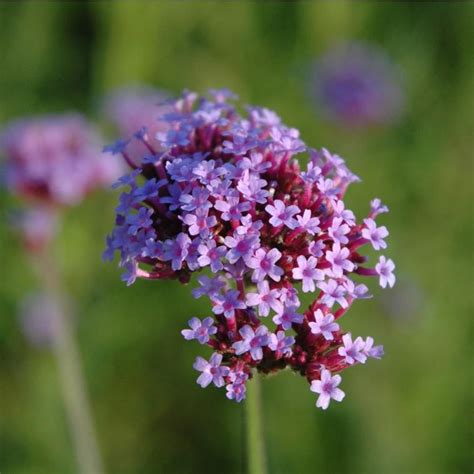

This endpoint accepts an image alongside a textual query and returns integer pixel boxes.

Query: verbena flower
[1,114,120,206]
[105,89,396,409]
[311,42,404,127]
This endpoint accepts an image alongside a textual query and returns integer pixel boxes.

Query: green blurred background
[0,1,472,473]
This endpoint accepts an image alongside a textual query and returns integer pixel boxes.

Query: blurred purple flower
[311,42,404,127]
[102,85,172,164]
[1,114,121,206]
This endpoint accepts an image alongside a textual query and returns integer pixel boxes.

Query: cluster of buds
[1,114,121,249]
[104,89,395,409]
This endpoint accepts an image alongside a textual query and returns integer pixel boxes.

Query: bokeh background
[0,2,472,473]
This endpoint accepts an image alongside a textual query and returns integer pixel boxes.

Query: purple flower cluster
[105,89,396,409]
[1,114,121,206]
[311,42,404,127]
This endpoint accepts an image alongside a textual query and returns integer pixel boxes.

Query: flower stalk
[245,375,267,474]
[34,246,104,474]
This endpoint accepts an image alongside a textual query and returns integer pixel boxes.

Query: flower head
[105,89,395,408]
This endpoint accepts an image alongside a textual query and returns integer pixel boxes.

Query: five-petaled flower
[193,353,230,388]
[310,369,345,410]
[181,317,217,344]
[308,310,340,341]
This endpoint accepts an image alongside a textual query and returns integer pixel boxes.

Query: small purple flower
[265,199,300,229]
[197,239,227,272]
[212,290,246,319]
[184,237,201,271]
[317,178,339,200]
[344,279,372,300]
[246,281,283,317]
[328,217,350,245]
[103,138,130,155]
[370,198,389,218]
[292,256,324,293]
[269,331,295,356]
[338,333,367,365]
[375,256,396,288]
[248,106,281,126]
[215,193,251,221]
[308,240,325,258]
[193,353,230,388]
[296,209,321,235]
[232,325,270,361]
[166,155,200,182]
[362,336,384,359]
[325,242,354,278]
[161,183,187,211]
[126,207,153,235]
[270,126,306,154]
[181,317,217,344]
[192,275,227,299]
[333,200,355,226]
[273,305,304,330]
[279,286,300,308]
[310,369,345,410]
[162,233,191,271]
[193,159,226,185]
[236,215,263,236]
[158,126,191,148]
[226,381,247,403]
[180,187,211,212]
[362,218,389,250]
[182,209,217,238]
[301,161,322,184]
[224,231,260,265]
[237,170,269,204]
[133,178,166,202]
[226,369,248,402]
[248,248,283,282]
[142,238,163,259]
[112,169,142,190]
[317,279,348,308]
[308,309,339,340]
[121,260,139,286]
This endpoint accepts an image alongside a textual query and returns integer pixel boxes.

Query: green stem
[245,374,268,474]
[34,247,104,474]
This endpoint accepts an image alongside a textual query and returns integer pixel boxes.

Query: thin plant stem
[245,374,268,474]
[34,246,104,474]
